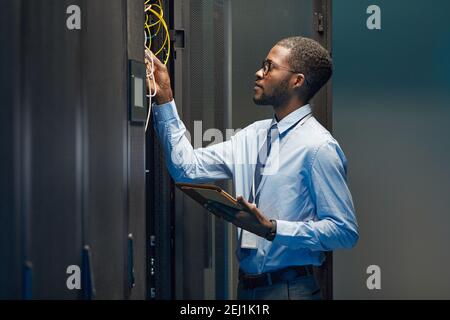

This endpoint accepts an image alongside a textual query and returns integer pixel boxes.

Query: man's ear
[293,73,306,89]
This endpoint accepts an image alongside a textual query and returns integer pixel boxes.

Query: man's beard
[253,78,290,107]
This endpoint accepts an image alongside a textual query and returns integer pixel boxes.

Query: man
[146,37,359,300]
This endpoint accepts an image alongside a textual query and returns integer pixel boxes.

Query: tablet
[175,182,242,210]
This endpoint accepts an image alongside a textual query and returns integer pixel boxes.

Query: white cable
[145,50,157,132]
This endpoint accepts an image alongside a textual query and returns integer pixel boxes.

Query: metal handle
[128,233,135,289]
[82,245,96,299]
[22,261,33,299]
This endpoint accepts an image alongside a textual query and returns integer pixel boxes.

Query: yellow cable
[144,0,170,131]
[144,1,170,64]
[150,12,169,61]
[146,2,163,26]
[146,6,170,65]
[150,14,162,36]
[149,3,163,19]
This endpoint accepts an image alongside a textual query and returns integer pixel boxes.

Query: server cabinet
[146,0,176,301]
[0,0,146,299]
[0,0,85,299]
[0,0,26,300]
[312,0,333,301]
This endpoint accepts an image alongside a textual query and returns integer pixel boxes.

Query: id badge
[240,229,258,249]
[240,168,258,249]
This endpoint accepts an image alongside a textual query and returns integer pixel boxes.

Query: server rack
[312,0,333,301]
[0,0,147,299]
[145,0,176,301]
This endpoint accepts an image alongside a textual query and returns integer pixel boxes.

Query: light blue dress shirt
[153,100,359,274]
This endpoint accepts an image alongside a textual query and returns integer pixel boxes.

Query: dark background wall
[333,0,450,299]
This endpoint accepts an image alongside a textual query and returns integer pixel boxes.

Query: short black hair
[277,36,333,102]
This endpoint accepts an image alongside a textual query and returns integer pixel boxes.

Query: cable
[144,0,170,132]
[144,0,170,65]
[145,6,170,65]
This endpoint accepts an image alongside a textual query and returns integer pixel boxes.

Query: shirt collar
[271,104,312,135]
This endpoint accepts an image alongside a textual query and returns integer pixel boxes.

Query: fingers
[145,49,165,69]
[144,49,152,66]
[144,48,153,63]
[146,77,157,93]
[145,50,161,93]
[237,196,256,212]
[145,50,155,79]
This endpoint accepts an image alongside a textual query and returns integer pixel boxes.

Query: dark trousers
[237,271,322,300]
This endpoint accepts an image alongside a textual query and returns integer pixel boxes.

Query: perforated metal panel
[173,0,229,299]
[146,0,175,301]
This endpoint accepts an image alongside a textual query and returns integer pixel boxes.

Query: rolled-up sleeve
[273,141,359,251]
[152,100,234,183]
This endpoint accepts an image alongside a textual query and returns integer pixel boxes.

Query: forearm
[276,140,359,251]
[152,100,233,183]
[272,217,359,251]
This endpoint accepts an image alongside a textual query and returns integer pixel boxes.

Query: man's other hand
[205,196,272,239]
[145,49,173,105]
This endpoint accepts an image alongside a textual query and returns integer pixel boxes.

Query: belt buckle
[241,272,270,290]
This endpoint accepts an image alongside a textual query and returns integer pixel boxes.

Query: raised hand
[145,49,173,105]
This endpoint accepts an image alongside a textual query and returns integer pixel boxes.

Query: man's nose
[255,68,264,79]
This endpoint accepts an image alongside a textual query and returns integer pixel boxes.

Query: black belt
[239,265,314,290]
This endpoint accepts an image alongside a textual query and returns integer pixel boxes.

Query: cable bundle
[145,0,170,65]
[144,0,170,132]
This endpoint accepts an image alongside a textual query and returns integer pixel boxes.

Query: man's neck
[273,99,307,122]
